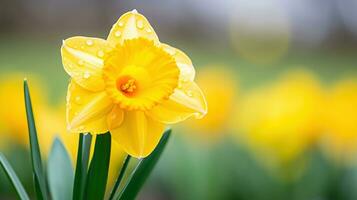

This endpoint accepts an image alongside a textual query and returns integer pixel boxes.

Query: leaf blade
[0,153,30,200]
[72,133,92,200]
[84,132,111,200]
[118,129,172,200]
[24,80,49,200]
[48,138,74,200]
[109,155,131,200]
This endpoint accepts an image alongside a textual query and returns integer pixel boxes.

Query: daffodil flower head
[61,10,207,158]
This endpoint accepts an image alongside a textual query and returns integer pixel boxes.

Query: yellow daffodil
[183,66,237,140]
[233,70,323,170]
[322,79,357,164]
[61,10,207,158]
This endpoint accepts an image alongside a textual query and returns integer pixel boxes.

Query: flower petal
[107,10,159,46]
[147,81,207,124]
[61,36,113,92]
[161,44,195,82]
[67,80,113,134]
[110,111,164,158]
[106,105,124,130]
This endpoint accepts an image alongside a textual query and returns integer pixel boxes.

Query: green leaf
[118,129,172,200]
[84,132,111,200]
[0,153,30,200]
[24,80,49,200]
[73,133,92,200]
[48,138,74,200]
[109,155,131,200]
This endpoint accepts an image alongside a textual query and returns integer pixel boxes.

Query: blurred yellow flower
[322,79,357,164]
[0,74,77,160]
[233,70,323,169]
[61,10,207,158]
[0,74,46,147]
[183,66,237,140]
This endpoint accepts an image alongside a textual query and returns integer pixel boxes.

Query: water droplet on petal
[136,20,144,29]
[86,39,93,46]
[78,60,84,66]
[165,47,176,55]
[115,31,121,37]
[132,9,138,14]
[146,28,152,33]
[118,21,124,27]
[75,96,82,104]
[83,71,91,79]
[186,90,193,97]
[97,50,104,58]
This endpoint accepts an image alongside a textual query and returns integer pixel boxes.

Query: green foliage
[72,133,92,200]
[84,133,111,200]
[48,138,74,200]
[0,80,173,200]
[118,130,172,200]
[109,155,131,200]
[0,153,30,200]
[24,80,49,200]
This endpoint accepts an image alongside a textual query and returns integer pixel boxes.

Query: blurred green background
[1,0,357,199]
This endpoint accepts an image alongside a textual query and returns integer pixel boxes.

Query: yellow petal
[161,44,195,82]
[107,105,124,130]
[147,81,207,124]
[107,10,159,46]
[67,80,113,134]
[61,36,112,92]
[110,111,164,158]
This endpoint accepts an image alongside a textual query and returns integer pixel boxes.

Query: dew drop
[75,96,82,104]
[165,47,176,55]
[86,39,93,46]
[97,50,104,58]
[136,20,144,29]
[118,21,124,27]
[186,90,193,97]
[115,31,121,37]
[83,71,91,79]
[78,60,84,66]
[132,9,138,14]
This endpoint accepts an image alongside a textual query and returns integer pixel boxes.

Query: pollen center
[103,38,180,110]
[116,76,137,96]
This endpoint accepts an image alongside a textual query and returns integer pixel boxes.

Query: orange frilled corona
[61,10,207,158]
